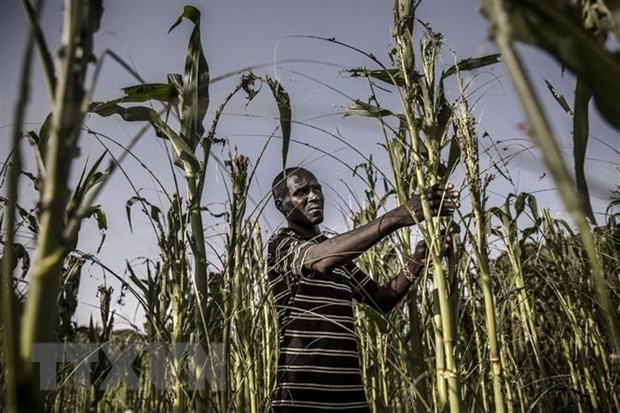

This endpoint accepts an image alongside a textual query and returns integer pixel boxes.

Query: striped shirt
[267,227,379,412]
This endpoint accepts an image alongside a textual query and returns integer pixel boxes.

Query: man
[267,167,459,412]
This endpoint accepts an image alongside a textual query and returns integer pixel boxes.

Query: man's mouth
[308,205,322,212]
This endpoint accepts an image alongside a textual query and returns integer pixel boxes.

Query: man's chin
[311,216,324,225]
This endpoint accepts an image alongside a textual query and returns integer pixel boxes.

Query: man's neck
[287,221,320,239]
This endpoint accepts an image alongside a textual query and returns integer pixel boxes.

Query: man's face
[278,170,324,227]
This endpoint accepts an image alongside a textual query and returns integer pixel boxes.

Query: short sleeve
[267,229,315,278]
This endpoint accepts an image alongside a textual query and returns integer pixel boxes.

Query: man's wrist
[403,260,424,282]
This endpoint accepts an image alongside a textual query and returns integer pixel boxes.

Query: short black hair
[271,167,314,205]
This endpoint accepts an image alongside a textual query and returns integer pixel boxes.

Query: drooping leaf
[573,78,596,224]
[89,205,108,253]
[544,79,572,115]
[119,83,177,104]
[441,53,501,80]
[125,196,161,233]
[347,67,409,87]
[89,205,107,231]
[90,102,200,175]
[168,5,201,33]
[169,5,210,151]
[266,77,292,170]
[346,100,395,118]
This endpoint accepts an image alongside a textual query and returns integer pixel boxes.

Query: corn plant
[481,0,620,361]
[343,1,501,410]
[0,1,106,411]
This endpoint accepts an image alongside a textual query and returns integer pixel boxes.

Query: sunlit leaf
[119,83,177,104]
[169,5,210,151]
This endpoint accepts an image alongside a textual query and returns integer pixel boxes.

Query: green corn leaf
[346,100,395,118]
[89,205,107,231]
[28,113,53,166]
[89,205,108,254]
[90,102,200,176]
[434,79,453,143]
[527,194,539,220]
[515,192,529,216]
[167,73,184,118]
[266,77,292,170]
[441,53,501,80]
[67,152,106,219]
[169,5,210,152]
[168,5,201,33]
[119,83,177,104]
[445,137,461,180]
[347,67,411,87]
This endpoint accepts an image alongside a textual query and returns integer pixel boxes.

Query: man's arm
[355,227,455,314]
[303,184,459,274]
[352,241,428,314]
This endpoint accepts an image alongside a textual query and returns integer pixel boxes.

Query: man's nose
[308,190,320,201]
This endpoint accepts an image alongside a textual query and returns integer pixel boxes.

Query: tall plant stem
[391,3,461,409]
[482,0,620,359]
[402,103,462,411]
[188,175,210,413]
[455,98,506,413]
[1,4,37,409]
[19,1,100,409]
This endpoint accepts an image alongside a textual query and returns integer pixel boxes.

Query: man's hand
[393,184,460,227]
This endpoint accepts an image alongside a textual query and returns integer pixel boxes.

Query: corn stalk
[454,96,505,413]
[14,1,102,410]
[481,0,620,366]
[392,2,462,410]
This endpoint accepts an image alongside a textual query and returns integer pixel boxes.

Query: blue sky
[1,0,618,328]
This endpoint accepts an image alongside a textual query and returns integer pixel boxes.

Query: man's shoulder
[268,227,331,245]
[268,227,299,244]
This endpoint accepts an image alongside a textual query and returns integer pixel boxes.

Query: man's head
[272,167,324,228]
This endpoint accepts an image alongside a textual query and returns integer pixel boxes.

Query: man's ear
[275,198,283,213]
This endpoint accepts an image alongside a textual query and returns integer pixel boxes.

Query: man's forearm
[366,259,425,314]
[304,212,403,273]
